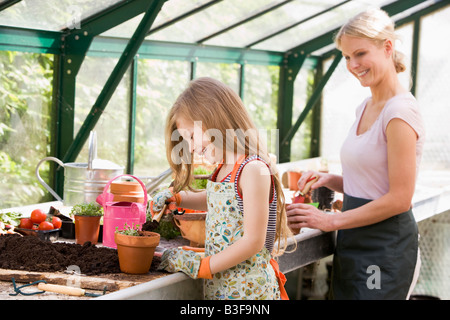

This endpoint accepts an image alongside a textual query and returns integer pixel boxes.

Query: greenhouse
[0,0,449,301]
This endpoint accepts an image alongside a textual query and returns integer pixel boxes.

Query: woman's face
[340,34,393,88]
[176,116,221,164]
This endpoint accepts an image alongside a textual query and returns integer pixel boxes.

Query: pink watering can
[97,174,148,248]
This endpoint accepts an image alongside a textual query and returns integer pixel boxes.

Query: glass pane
[134,59,190,178]
[147,0,280,44]
[0,51,54,208]
[203,0,341,48]
[252,0,391,51]
[101,12,144,38]
[195,62,240,94]
[417,6,450,170]
[152,0,214,30]
[74,56,130,169]
[0,0,123,31]
[320,58,370,162]
[102,0,214,38]
[395,23,413,90]
[243,65,280,155]
[291,67,317,161]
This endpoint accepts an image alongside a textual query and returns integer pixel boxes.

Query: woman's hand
[286,203,335,233]
[298,171,344,194]
[297,171,324,193]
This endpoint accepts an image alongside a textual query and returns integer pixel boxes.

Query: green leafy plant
[0,211,22,227]
[153,215,180,240]
[70,202,103,216]
[115,223,141,236]
[191,166,213,190]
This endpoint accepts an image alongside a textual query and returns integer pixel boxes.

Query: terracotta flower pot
[115,231,160,274]
[74,215,101,245]
[287,171,302,191]
[173,212,206,247]
[110,181,145,203]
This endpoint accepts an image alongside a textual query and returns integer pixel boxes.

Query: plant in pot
[115,223,160,274]
[172,165,211,247]
[71,202,103,245]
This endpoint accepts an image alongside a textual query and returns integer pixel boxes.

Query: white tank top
[340,92,425,200]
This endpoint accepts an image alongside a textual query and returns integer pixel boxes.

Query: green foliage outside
[0,51,312,209]
[0,51,53,208]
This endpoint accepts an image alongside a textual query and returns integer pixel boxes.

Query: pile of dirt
[0,234,120,275]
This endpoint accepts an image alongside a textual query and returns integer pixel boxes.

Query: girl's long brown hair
[165,77,294,256]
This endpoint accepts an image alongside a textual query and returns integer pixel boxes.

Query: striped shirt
[211,155,277,253]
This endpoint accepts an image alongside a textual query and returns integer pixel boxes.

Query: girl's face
[340,34,393,88]
[176,117,222,164]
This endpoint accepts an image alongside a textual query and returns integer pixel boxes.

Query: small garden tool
[292,176,318,203]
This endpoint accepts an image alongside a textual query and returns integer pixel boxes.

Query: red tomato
[38,221,54,230]
[19,218,34,229]
[30,209,47,224]
[51,216,62,229]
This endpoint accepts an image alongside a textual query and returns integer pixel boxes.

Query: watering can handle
[35,157,64,202]
[102,174,148,205]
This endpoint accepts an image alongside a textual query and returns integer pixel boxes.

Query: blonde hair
[165,77,293,256]
[334,8,406,73]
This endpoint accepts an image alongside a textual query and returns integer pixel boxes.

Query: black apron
[330,194,418,300]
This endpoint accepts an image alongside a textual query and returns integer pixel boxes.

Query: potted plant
[71,202,103,245]
[115,223,160,274]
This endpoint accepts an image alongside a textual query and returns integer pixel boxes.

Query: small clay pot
[115,231,160,274]
[287,171,302,191]
[173,212,206,247]
[110,181,145,203]
[74,215,101,245]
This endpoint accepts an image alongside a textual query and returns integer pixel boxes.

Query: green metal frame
[0,26,61,53]
[278,53,341,162]
[53,0,167,194]
[0,0,448,200]
[0,0,21,12]
[246,0,351,48]
[197,0,294,44]
[147,0,222,37]
[60,0,167,164]
[127,56,139,174]
[277,53,308,163]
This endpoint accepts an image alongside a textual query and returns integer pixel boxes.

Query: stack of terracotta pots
[110,180,145,203]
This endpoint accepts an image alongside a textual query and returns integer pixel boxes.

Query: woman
[286,8,424,300]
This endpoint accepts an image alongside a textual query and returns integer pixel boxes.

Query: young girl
[154,77,292,300]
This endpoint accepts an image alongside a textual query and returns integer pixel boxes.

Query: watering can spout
[131,202,147,225]
[96,192,114,207]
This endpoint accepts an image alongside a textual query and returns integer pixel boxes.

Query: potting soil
[0,234,121,275]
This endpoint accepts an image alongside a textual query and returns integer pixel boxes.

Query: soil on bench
[0,234,121,275]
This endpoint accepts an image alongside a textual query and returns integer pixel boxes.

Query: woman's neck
[370,69,407,104]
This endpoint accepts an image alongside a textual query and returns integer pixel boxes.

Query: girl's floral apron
[203,159,281,300]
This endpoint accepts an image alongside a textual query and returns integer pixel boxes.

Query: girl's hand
[286,203,335,233]
[158,247,212,279]
[152,187,181,214]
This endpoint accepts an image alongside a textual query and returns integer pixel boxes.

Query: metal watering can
[35,131,124,206]
[96,174,148,249]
